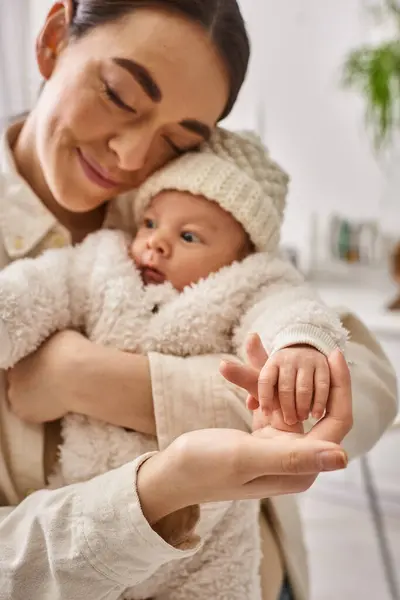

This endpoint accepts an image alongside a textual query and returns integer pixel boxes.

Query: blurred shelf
[308,262,400,337]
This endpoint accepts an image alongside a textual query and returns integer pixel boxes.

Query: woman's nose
[108,126,153,172]
[147,230,170,257]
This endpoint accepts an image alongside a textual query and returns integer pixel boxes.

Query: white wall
[225,0,391,267]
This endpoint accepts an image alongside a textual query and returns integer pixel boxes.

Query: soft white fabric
[0,228,347,598]
[0,121,398,600]
[0,455,203,600]
[0,230,347,376]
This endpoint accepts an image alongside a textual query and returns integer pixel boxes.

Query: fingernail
[319,450,348,471]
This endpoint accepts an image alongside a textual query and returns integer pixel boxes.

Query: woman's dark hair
[69,0,250,119]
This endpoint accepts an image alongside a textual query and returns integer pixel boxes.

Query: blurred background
[1,1,400,598]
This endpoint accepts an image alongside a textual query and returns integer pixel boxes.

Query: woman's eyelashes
[162,135,187,157]
[102,81,136,114]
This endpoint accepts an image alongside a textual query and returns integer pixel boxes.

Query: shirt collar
[0,121,57,258]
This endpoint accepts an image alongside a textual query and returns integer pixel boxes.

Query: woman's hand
[138,343,351,524]
[7,330,84,423]
[220,334,353,442]
[7,330,155,433]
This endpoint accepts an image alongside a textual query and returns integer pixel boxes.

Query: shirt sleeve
[0,454,201,600]
[234,256,348,358]
[148,352,252,450]
[338,310,398,459]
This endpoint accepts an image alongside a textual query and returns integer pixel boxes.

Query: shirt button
[49,233,68,248]
[14,236,24,251]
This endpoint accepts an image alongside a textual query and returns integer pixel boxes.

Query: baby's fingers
[258,361,279,416]
[296,367,315,422]
[278,364,297,426]
[312,362,330,420]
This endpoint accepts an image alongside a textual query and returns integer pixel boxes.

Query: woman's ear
[36,1,74,80]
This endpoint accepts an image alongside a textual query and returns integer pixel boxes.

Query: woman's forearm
[71,339,156,434]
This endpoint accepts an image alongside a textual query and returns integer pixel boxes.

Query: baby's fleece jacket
[0,229,347,600]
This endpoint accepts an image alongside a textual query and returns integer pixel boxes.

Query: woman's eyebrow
[112,57,162,102]
[111,58,211,140]
[179,120,211,140]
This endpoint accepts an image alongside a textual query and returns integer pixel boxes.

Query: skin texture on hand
[8,330,156,434]
[256,345,330,425]
[138,339,351,524]
[137,427,348,525]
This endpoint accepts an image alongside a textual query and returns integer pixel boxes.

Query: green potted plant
[343,0,400,147]
[343,1,400,308]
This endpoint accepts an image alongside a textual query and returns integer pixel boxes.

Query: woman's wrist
[136,449,191,524]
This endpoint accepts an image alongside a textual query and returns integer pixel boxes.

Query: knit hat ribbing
[134,128,289,253]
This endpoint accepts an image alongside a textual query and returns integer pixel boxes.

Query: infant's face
[130,190,250,291]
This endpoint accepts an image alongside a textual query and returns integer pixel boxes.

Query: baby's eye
[181,231,201,244]
[144,218,156,229]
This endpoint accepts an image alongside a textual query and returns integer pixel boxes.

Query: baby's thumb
[246,333,269,370]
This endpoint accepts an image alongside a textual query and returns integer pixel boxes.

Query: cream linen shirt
[0,121,398,600]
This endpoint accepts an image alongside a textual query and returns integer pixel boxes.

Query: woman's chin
[53,183,110,213]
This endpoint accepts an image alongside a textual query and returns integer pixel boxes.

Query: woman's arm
[0,361,351,600]
[7,330,156,433]
[0,455,201,600]
[8,332,250,441]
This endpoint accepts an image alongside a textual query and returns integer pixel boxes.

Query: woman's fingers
[240,434,348,482]
[244,473,317,498]
[308,350,353,444]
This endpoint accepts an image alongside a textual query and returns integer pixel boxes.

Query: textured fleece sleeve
[0,246,75,368]
[234,256,348,358]
[150,501,261,600]
[0,455,201,600]
[0,232,111,369]
[148,352,252,450]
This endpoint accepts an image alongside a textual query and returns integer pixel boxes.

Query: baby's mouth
[141,266,166,285]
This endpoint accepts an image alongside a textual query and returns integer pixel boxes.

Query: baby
[0,128,347,599]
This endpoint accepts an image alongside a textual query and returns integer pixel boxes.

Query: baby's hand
[258,345,330,426]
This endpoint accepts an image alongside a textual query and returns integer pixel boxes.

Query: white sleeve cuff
[78,453,201,587]
[271,324,340,357]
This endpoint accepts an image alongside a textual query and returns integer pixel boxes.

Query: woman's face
[34,7,229,213]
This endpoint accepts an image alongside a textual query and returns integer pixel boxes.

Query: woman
[0,1,397,599]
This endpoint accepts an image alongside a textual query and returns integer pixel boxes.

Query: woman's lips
[141,266,166,285]
[77,149,121,190]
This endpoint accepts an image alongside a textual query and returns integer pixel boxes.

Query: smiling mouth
[141,266,166,285]
[77,149,121,190]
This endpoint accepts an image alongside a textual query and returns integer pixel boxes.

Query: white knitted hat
[134,127,289,253]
